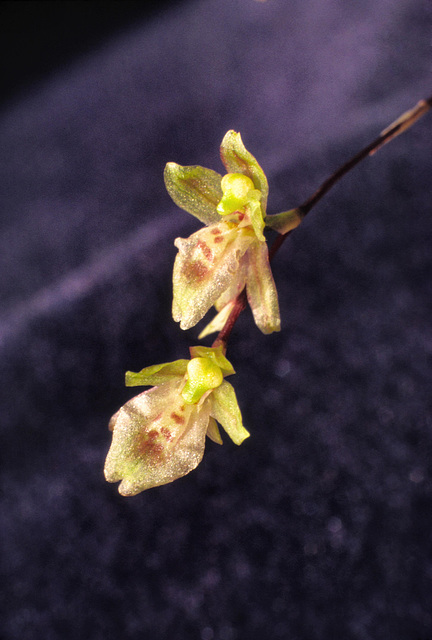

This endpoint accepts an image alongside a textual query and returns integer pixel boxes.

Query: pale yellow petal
[245,241,281,334]
[214,259,248,312]
[172,222,254,330]
[104,380,211,495]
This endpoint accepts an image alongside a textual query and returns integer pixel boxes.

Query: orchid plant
[104,97,431,496]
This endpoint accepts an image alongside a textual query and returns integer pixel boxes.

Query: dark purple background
[1,1,432,639]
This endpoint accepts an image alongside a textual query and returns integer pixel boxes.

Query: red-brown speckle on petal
[161,427,174,441]
[170,412,186,425]
[197,239,213,261]
[182,260,210,282]
[135,433,165,460]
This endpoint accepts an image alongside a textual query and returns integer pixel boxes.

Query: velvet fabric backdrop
[1,1,432,638]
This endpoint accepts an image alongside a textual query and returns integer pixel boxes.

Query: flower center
[181,357,224,404]
[217,173,257,216]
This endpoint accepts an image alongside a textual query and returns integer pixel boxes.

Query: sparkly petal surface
[104,380,211,495]
[164,163,222,225]
[245,240,281,334]
[125,360,189,387]
[210,380,249,445]
[172,221,255,330]
[213,259,247,312]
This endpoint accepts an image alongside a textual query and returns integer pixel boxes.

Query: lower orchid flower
[104,346,249,496]
[165,130,282,335]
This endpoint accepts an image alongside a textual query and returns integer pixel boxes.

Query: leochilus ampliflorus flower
[164,130,302,336]
[104,346,249,496]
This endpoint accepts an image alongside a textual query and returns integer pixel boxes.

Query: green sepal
[220,131,269,213]
[210,380,249,445]
[246,191,265,242]
[125,360,189,387]
[189,345,235,377]
[164,163,223,225]
[264,208,304,234]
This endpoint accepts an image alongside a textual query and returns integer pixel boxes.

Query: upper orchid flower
[164,130,281,335]
[104,346,249,496]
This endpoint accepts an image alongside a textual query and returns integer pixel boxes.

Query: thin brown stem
[298,96,432,218]
[212,289,247,350]
[212,95,432,349]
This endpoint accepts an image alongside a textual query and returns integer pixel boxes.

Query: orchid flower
[164,130,281,335]
[104,346,249,496]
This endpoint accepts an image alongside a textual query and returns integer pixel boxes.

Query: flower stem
[213,95,432,349]
[212,290,247,349]
[299,96,432,217]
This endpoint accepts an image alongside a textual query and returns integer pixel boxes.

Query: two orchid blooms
[105,131,301,495]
